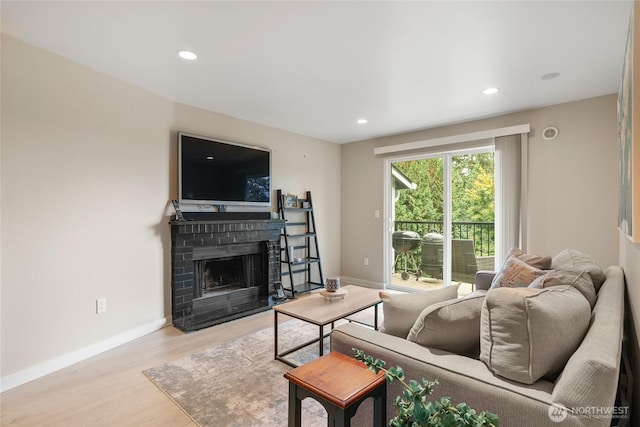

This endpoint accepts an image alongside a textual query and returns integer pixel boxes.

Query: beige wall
[341,95,620,284]
[0,34,341,384]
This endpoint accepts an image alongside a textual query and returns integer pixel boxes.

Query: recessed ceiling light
[482,87,499,95]
[357,118,368,124]
[178,50,198,60]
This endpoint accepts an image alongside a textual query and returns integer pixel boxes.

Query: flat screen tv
[178,132,271,207]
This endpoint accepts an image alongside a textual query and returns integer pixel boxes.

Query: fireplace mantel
[170,218,284,331]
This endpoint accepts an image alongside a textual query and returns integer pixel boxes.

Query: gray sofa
[331,263,624,426]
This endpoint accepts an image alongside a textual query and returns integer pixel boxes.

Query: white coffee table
[274,285,382,367]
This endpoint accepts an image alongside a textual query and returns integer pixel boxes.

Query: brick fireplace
[170,218,284,331]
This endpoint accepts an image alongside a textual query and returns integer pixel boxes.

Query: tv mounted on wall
[178,132,271,207]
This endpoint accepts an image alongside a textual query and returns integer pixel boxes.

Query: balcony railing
[393,220,495,257]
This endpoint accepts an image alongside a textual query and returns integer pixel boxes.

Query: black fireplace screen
[194,254,263,298]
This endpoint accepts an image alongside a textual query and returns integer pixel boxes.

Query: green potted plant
[354,349,499,427]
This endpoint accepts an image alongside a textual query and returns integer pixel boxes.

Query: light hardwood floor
[1,310,278,426]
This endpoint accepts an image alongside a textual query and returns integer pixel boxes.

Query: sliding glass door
[386,148,495,295]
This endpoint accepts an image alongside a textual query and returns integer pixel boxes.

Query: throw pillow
[552,249,606,291]
[490,256,545,289]
[529,270,596,308]
[506,247,552,270]
[379,284,460,338]
[408,290,487,355]
[479,285,591,384]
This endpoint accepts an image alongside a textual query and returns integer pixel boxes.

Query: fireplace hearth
[170,219,284,331]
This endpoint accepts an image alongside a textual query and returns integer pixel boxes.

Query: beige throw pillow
[408,290,487,355]
[529,270,596,308]
[490,256,545,289]
[379,284,459,338]
[552,249,605,291]
[480,285,591,384]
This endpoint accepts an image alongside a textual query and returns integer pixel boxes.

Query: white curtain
[494,134,522,267]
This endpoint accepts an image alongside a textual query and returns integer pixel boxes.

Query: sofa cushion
[506,247,552,270]
[552,249,605,291]
[490,256,546,289]
[529,270,596,308]
[408,290,487,355]
[480,285,591,384]
[379,284,459,338]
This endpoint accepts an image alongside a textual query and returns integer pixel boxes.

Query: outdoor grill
[392,230,421,280]
[421,231,444,279]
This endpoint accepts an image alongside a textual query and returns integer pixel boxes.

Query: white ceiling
[1,1,633,144]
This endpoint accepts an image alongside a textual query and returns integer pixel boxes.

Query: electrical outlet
[96,298,107,314]
[364,257,369,266]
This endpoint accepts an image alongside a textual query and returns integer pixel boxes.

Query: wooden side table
[284,351,386,427]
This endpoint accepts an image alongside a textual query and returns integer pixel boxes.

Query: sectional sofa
[330,249,625,426]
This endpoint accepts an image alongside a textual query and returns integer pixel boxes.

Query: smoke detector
[542,126,559,140]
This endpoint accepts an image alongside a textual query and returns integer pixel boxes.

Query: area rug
[144,319,341,427]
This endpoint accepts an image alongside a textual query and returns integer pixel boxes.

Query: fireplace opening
[187,241,276,330]
[195,254,263,298]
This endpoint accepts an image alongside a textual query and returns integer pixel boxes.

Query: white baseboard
[340,276,385,289]
[0,316,171,393]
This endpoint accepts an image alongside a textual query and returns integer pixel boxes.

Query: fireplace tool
[271,245,287,300]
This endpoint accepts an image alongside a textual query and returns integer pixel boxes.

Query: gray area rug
[144,319,336,427]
